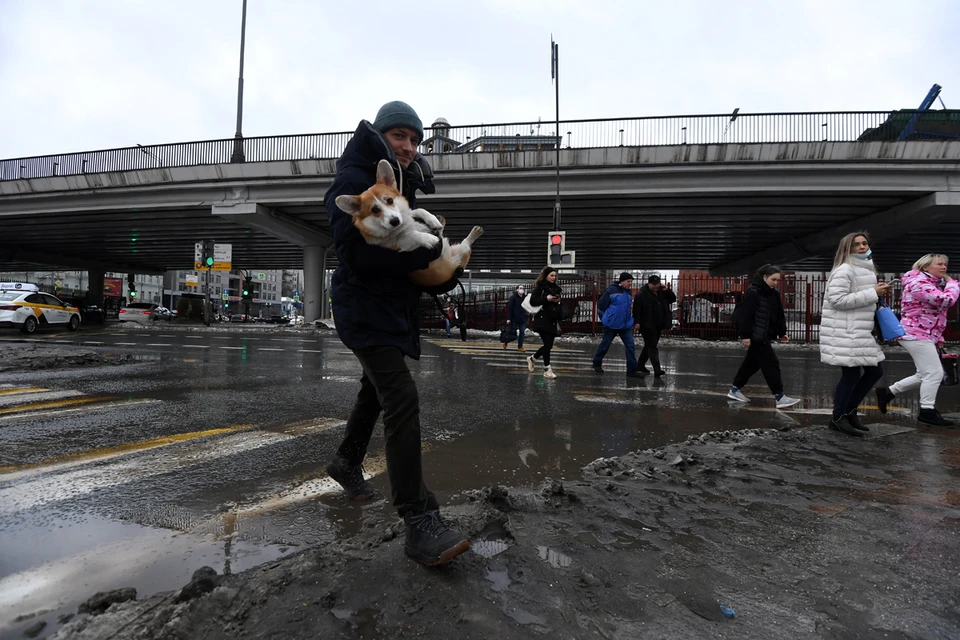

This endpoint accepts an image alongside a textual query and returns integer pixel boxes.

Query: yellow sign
[194,262,232,272]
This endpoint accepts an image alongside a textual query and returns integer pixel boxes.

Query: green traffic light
[205,257,214,266]
[130,291,137,298]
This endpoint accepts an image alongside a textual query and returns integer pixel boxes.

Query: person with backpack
[726,265,802,408]
[592,272,644,378]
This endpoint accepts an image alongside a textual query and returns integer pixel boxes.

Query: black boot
[875,387,894,415]
[326,456,374,501]
[844,410,870,432]
[917,408,955,427]
[404,510,471,566]
[828,415,863,437]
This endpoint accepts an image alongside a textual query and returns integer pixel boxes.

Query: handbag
[875,299,906,342]
[499,323,518,344]
[940,348,959,386]
[521,293,542,315]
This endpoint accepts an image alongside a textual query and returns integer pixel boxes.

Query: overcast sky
[1,0,957,159]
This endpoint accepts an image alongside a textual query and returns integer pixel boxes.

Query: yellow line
[0,396,110,415]
[0,424,252,475]
[0,387,48,395]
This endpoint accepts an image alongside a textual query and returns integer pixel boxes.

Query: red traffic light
[551,234,563,245]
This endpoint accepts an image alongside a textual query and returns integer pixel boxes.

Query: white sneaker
[526,355,535,372]
[727,388,749,402]
[544,367,558,379]
[775,394,801,409]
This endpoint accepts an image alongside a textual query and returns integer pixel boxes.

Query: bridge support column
[302,246,325,324]
[87,269,104,306]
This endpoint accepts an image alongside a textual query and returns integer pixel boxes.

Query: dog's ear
[375,160,397,189]
[335,195,362,216]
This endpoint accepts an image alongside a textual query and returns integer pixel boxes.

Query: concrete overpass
[2,113,959,320]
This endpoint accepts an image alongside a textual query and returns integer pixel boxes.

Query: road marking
[0,390,84,407]
[0,396,109,415]
[157,335,174,338]
[258,348,284,351]
[0,386,48,396]
[83,341,105,345]
[297,349,323,353]
[185,335,204,339]
[183,345,209,349]
[145,343,172,347]
[0,398,160,423]
[0,424,252,479]
[114,342,137,346]
[220,346,244,350]
[109,333,126,336]
[213,336,231,340]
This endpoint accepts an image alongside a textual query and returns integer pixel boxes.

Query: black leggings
[534,333,555,366]
[833,364,884,419]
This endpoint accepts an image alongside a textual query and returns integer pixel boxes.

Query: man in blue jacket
[502,284,528,351]
[324,101,470,566]
[592,272,644,378]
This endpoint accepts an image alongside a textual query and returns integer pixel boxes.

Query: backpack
[601,293,633,329]
[731,300,744,328]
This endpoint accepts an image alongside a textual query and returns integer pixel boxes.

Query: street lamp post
[230,0,248,163]
[551,36,561,230]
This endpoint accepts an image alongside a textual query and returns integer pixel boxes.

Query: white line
[213,336,231,340]
[184,335,204,339]
[297,349,323,353]
[157,335,174,338]
[136,334,150,337]
[0,390,85,408]
[83,341,105,345]
[109,333,125,336]
[0,398,161,424]
[258,348,284,351]
[220,346,244,350]
[145,343,172,347]
[183,345,209,349]
[113,342,137,346]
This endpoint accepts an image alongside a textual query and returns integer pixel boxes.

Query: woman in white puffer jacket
[820,231,893,437]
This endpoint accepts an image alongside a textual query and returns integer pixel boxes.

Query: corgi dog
[335,159,483,288]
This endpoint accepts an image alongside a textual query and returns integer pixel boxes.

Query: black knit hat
[618,272,634,283]
[373,101,424,141]
[648,274,661,284]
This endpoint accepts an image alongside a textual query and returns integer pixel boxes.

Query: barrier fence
[420,273,960,343]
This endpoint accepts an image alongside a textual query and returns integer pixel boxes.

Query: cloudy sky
[1,0,957,159]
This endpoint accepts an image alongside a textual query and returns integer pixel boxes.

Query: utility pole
[551,36,561,230]
[230,0,248,163]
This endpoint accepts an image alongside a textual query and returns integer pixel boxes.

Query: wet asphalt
[0,323,955,636]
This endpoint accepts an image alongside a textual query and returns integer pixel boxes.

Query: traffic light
[242,279,253,301]
[201,240,215,268]
[127,273,137,299]
[547,231,575,268]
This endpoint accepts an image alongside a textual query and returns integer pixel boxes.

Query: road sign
[194,242,232,271]
[256,272,266,281]
[55,280,61,286]
[221,293,229,301]
[186,274,199,286]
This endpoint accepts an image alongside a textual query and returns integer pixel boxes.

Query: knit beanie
[618,272,634,283]
[648,274,661,284]
[373,101,424,141]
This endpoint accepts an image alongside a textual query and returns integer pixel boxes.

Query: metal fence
[420,272,960,343]
[6,110,955,181]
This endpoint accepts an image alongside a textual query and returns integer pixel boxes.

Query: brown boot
[502,342,507,349]
[517,347,525,352]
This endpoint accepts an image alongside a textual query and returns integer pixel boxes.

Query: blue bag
[875,299,905,341]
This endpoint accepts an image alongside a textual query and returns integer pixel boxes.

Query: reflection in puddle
[486,569,511,592]
[472,540,510,558]
[537,546,572,568]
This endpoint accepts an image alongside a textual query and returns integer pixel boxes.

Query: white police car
[0,283,82,334]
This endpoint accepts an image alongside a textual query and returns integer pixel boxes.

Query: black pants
[533,333,555,366]
[337,346,438,516]
[733,342,783,395]
[638,329,662,372]
[833,364,884,419]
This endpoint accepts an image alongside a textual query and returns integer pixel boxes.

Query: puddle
[486,569,511,592]
[537,546,572,568]
[577,530,652,550]
[504,605,547,626]
[472,540,510,558]
[330,607,380,635]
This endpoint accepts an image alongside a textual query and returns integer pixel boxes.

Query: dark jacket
[325,120,442,359]
[506,291,528,324]
[633,285,677,331]
[735,280,786,343]
[530,280,562,336]
[597,283,634,330]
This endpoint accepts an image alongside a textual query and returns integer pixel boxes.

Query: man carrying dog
[593,272,644,378]
[324,101,470,566]
[633,274,676,377]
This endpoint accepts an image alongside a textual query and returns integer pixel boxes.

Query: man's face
[385,127,420,168]
[648,282,661,292]
[621,279,633,289]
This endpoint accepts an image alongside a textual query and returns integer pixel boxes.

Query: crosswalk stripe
[0,398,161,423]
[0,387,48,396]
[0,396,108,415]
[0,390,84,408]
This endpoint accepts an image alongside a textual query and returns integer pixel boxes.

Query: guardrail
[3,110,957,181]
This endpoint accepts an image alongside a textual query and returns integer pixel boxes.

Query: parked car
[76,304,105,326]
[150,306,176,322]
[119,302,160,324]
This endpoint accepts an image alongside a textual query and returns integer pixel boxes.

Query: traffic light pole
[205,266,211,327]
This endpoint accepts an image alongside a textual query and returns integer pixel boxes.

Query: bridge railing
[3,110,955,181]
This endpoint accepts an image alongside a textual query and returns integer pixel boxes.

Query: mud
[0,343,131,373]
[48,425,959,639]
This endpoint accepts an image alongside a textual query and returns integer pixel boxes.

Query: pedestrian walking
[502,284,528,352]
[820,231,891,437]
[726,265,801,408]
[876,254,959,426]
[324,100,469,565]
[527,267,563,379]
[593,272,644,378]
[632,274,676,376]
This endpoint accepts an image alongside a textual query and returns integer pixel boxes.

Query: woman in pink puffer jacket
[876,254,959,426]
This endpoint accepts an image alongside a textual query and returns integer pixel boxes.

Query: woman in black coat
[726,264,801,408]
[526,266,563,379]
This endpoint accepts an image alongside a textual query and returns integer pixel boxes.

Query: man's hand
[507,320,511,324]
[780,336,790,344]
[742,339,751,347]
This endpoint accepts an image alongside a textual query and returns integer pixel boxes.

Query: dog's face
[335,160,407,237]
